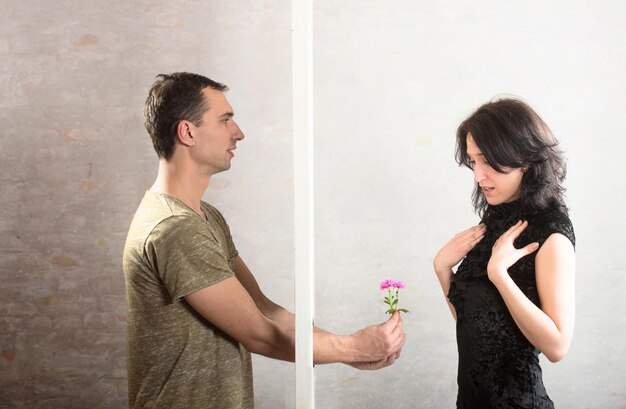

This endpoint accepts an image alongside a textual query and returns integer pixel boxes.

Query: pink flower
[393,280,406,289]
[379,279,405,290]
[380,278,410,315]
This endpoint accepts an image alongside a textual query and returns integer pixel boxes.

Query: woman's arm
[488,221,576,362]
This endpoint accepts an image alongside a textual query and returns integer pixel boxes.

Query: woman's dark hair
[455,98,567,216]
[144,72,228,160]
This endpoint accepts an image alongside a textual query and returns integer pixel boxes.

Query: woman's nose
[473,165,485,183]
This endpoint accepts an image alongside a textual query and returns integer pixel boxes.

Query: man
[123,72,405,408]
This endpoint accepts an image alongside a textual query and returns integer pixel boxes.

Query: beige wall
[1,1,625,408]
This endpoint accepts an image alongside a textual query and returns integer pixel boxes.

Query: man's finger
[383,311,400,329]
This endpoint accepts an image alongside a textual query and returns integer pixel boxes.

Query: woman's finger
[472,234,485,245]
[508,220,529,240]
[500,220,523,238]
[465,224,486,242]
[499,220,529,242]
[519,242,540,256]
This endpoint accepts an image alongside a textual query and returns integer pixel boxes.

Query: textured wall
[0,1,294,408]
[1,1,626,408]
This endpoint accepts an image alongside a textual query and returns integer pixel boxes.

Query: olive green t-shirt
[122,191,253,409]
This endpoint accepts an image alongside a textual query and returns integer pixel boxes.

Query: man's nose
[233,122,245,141]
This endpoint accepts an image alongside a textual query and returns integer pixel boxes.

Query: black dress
[448,200,575,409]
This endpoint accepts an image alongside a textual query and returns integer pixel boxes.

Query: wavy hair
[455,98,567,216]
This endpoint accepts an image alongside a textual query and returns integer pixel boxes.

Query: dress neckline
[485,199,524,222]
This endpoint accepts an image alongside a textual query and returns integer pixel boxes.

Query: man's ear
[176,120,195,147]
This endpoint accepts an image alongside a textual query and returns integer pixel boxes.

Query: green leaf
[397,308,410,313]
[385,308,395,314]
[392,299,398,306]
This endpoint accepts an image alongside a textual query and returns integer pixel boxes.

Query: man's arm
[185,255,405,367]
[185,275,295,361]
[232,256,404,365]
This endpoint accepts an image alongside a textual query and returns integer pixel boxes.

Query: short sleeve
[145,216,235,301]
[537,207,576,249]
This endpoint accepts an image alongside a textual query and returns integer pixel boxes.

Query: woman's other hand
[433,224,486,275]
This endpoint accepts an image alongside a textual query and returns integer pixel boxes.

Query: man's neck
[150,159,211,217]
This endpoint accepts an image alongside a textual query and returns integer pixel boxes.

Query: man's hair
[144,72,228,160]
[455,98,567,216]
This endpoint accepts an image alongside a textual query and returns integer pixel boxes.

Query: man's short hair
[144,72,228,160]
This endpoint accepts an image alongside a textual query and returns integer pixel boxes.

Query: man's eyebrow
[219,112,234,119]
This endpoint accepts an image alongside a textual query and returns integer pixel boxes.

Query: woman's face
[466,133,524,206]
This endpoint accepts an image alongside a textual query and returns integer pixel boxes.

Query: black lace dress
[447,200,575,409]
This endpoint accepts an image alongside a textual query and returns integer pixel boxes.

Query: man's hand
[348,350,402,370]
[348,312,405,364]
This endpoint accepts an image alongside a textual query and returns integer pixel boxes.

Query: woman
[433,98,576,408]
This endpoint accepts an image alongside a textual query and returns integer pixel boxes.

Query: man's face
[188,87,245,175]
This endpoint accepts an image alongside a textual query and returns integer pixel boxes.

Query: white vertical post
[292,0,315,408]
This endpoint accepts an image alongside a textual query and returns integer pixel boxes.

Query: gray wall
[1,1,624,408]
